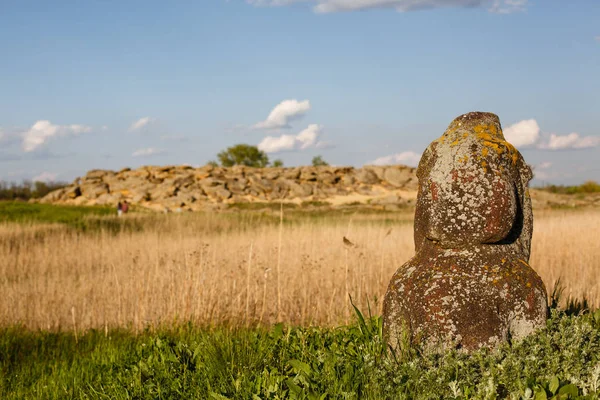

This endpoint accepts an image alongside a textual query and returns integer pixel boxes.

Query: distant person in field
[117,201,123,217]
[122,200,129,214]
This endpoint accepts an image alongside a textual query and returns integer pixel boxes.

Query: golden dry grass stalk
[0,210,598,331]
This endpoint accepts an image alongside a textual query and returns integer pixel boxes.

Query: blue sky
[0,0,598,184]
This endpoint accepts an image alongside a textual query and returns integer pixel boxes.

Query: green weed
[1,309,600,399]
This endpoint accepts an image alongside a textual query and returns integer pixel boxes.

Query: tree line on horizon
[0,180,69,201]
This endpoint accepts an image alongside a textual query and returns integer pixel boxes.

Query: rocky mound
[40,164,419,212]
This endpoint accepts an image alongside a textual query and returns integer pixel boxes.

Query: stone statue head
[414,112,533,258]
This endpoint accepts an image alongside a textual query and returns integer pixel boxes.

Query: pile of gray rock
[40,164,418,211]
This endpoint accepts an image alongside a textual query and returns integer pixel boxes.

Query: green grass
[0,202,414,235]
[0,202,156,234]
[2,308,600,399]
[0,202,113,225]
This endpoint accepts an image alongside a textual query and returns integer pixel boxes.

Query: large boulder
[65,186,82,199]
[383,112,548,352]
[364,165,386,181]
[354,169,379,184]
[299,167,318,182]
[287,180,313,198]
[85,169,111,180]
[383,167,415,188]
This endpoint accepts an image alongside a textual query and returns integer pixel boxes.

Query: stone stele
[383,112,548,352]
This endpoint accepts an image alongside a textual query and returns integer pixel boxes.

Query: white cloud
[247,0,528,14]
[542,133,600,150]
[253,99,311,130]
[488,0,527,14]
[132,147,165,157]
[370,151,422,167]
[129,117,154,132]
[503,119,600,150]
[296,124,321,149]
[259,135,297,152]
[258,124,325,153]
[33,171,58,182]
[22,120,92,152]
[503,119,540,148]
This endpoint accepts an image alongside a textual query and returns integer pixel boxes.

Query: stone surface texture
[383,112,548,352]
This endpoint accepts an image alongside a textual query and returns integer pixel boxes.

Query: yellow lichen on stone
[473,124,486,135]
[475,128,522,168]
[473,123,501,138]
[486,139,500,149]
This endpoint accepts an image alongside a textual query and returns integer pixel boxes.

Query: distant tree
[217,144,269,168]
[312,155,329,167]
[272,159,284,167]
[206,160,219,167]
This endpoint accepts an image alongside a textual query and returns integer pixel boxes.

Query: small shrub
[541,181,600,195]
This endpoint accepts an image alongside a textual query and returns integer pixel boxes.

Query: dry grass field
[1,208,599,332]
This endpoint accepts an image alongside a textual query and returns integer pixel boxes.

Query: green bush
[541,181,600,195]
[217,144,269,168]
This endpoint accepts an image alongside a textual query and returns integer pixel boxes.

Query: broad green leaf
[286,378,302,395]
[557,384,578,397]
[534,389,547,400]
[549,376,560,394]
[288,359,312,376]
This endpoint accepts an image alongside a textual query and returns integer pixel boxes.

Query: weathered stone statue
[383,112,548,352]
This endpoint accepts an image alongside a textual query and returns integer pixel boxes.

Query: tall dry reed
[0,210,598,331]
